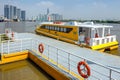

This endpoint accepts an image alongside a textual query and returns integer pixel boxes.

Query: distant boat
[13,18,20,22]
[0,19,4,22]
[0,17,4,22]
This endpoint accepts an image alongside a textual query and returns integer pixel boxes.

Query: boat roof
[66,21,113,28]
[77,24,113,28]
[39,21,113,28]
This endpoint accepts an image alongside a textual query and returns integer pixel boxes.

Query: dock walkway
[16,33,120,69]
[1,32,120,80]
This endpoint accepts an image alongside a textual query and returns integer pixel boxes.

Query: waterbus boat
[35,21,119,52]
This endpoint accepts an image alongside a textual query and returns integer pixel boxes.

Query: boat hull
[91,41,119,51]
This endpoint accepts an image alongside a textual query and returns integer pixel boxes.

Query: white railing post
[21,39,22,51]
[89,39,93,46]
[48,45,49,60]
[37,40,39,53]
[114,35,116,41]
[0,35,1,42]
[109,69,112,80]
[104,38,107,44]
[31,39,32,50]
[57,48,58,66]
[1,42,3,55]
[99,38,102,45]
[8,40,9,54]
[68,53,70,73]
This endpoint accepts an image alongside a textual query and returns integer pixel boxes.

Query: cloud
[36,1,54,8]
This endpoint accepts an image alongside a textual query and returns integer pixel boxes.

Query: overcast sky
[0,0,120,20]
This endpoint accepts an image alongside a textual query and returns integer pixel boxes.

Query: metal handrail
[36,39,120,80]
[44,42,120,73]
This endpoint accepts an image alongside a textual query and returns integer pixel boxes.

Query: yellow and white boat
[35,21,119,52]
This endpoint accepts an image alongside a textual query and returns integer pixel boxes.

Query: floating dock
[0,32,120,80]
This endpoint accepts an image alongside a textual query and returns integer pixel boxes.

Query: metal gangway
[0,36,120,80]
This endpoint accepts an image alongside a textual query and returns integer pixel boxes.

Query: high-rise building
[17,9,21,20]
[10,5,14,19]
[50,13,63,21]
[36,8,63,22]
[47,8,49,15]
[4,4,26,21]
[21,10,26,21]
[13,6,17,18]
[4,5,10,19]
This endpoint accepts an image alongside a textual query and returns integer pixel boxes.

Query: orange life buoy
[95,33,99,38]
[106,34,110,36]
[77,61,91,78]
[6,30,8,33]
[38,43,44,53]
[85,37,90,45]
[11,32,14,37]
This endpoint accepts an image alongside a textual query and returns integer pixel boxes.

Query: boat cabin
[76,22,114,46]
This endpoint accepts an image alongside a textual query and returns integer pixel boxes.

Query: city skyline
[0,0,120,20]
[4,4,26,21]
[35,8,63,21]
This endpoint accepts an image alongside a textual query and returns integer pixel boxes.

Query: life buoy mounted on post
[85,37,90,45]
[6,30,8,34]
[11,32,14,37]
[77,61,91,78]
[95,33,99,38]
[106,34,110,36]
[38,43,44,53]
[11,32,14,41]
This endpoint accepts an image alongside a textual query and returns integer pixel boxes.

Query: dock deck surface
[14,33,120,70]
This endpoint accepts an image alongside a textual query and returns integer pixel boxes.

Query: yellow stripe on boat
[91,41,118,50]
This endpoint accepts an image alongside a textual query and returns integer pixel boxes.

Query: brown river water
[0,59,54,80]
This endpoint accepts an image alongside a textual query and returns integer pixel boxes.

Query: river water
[0,59,54,80]
[0,22,120,56]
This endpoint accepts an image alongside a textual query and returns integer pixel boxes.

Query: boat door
[78,27,83,44]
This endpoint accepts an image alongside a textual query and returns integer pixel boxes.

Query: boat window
[51,26,54,30]
[61,27,64,32]
[111,38,113,42]
[57,27,60,31]
[49,26,50,30]
[66,28,73,33]
[50,26,52,30]
[47,26,50,30]
[46,26,48,29]
[55,27,57,31]
[102,39,105,44]
[64,28,67,32]
[59,27,61,31]
[107,38,109,43]
[41,26,45,29]
[79,27,83,33]
[43,26,73,33]
[45,26,47,29]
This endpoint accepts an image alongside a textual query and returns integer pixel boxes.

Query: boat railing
[0,38,120,80]
[90,35,117,46]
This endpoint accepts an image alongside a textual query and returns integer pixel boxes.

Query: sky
[0,0,120,20]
